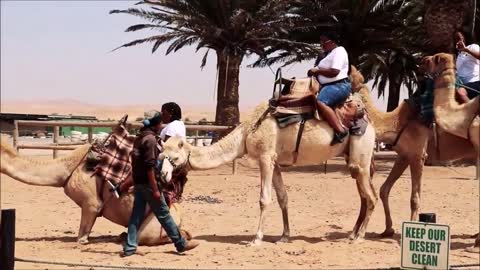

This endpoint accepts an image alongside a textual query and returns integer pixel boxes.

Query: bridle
[162,151,192,173]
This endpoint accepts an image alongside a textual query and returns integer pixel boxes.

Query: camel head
[421,53,455,77]
[159,136,191,182]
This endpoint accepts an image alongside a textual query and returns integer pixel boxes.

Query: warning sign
[401,222,450,270]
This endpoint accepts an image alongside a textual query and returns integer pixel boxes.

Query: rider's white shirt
[316,46,349,84]
[160,120,186,141]
[457,44,480,83]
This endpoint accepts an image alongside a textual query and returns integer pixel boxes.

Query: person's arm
[308,67,340,78]
[458,42,480,60]
[144,136,161,200]
[308,48,346,78]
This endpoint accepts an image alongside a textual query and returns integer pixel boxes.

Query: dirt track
[2,152,479,269]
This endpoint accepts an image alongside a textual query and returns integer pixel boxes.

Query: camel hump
[349,65,365,92]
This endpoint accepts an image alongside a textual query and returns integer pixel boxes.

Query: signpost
[401,221,450,270]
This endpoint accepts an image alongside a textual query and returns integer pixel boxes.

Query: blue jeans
[124,184,186,254]
[464,81,480,99]
[317,81,352,107]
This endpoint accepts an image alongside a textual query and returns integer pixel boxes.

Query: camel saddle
[251,76,368,164]
[271,76,366,132]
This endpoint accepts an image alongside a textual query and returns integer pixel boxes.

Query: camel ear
[159,140,165,148]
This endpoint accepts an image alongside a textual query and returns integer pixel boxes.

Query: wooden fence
[12,120,238,174]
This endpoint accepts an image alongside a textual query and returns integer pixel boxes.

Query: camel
[349,67,478,238]
[159,67,478,246]
[159,87,378,245]
[0,135,190,245]
[425,53,479,248]
[425,53,479,149]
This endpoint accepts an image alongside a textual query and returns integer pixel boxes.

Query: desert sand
[1,145,479,269]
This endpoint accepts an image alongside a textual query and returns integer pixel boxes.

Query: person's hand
[456,40,467,51]
[307,68,318,77]
[153,190,162,201]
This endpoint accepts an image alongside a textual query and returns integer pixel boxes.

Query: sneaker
[120,251,135,257]
[330,129,349,146]
[178,240,199,253]
[120,250,145,257]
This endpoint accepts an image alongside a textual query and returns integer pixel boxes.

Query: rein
[163,151,192,172]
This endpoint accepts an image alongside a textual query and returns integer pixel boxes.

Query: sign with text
[401,222,450,270]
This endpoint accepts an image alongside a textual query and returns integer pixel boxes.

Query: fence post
[232,159,237,175]
[13,121,19,153]
[88,127,93,144]
[53,126,59,159]
[0,209,16,270]
[476,147,480,180]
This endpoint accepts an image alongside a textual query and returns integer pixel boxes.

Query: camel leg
[349,192,367,240]
[350,168,377,242]
[409,155,425,222]
[78,204,99,244]
[348,125,376,242]
[379,155,409,237]
[249,154,275,246]
[272,164,290,243]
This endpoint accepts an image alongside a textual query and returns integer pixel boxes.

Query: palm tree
[423,0,472,53]
[110,0,319,126]
[254,0,424,111]
[358,49,419,111]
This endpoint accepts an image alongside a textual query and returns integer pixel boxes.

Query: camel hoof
[246,239,263,247]
[78,238,89,245]
[379,228,395,238]
[275,236,290,244]
[349,236,364,244]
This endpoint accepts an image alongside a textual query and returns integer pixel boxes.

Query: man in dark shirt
[123,111,199,256]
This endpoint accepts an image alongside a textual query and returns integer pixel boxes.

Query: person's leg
[465,81,480,99]
[142,186,198,252]
[317,82,351,145]
[123,185,147,256]
[456,88,470,104]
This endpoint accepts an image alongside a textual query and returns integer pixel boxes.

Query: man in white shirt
[454,30,480,103]
[308,34,351,145]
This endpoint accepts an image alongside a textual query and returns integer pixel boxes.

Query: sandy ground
[1,146,479,269]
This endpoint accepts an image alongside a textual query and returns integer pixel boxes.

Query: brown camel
[350,67,478,238]
[0,135,191,245]
[425,53,479,249]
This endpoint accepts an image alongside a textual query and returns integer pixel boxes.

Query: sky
[0,0,407,110]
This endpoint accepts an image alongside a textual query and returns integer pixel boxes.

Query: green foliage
[110,0,320,68]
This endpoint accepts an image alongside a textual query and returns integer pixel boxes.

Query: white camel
[159,96,377,245]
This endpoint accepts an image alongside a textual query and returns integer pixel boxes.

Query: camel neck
[188,125,246,170]
[357,87,412,143]
[1,144,91,187]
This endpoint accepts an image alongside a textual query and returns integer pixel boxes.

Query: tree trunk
[424,0,470,53]
[215,51,243,127]
[387,73,402,112]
